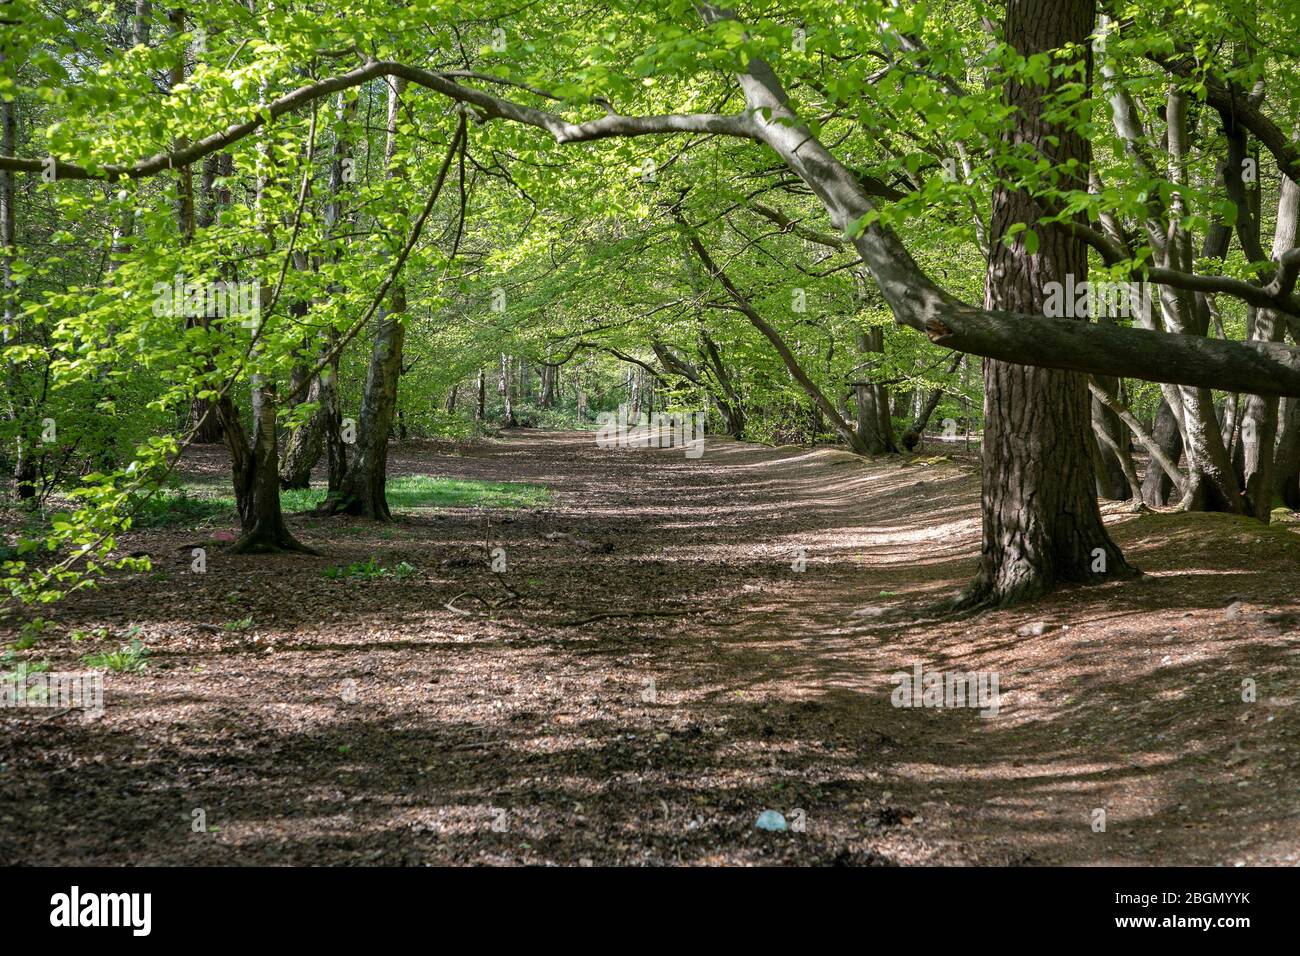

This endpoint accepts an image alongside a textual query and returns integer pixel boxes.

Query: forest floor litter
[2,429,1298,866]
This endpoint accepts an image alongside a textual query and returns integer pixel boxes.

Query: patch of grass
[129,490,229,528]
[81,638,150,673]
[394,476,549,509]
[1,648,50,674]
[1,653,52,699]
[184,474,549,517]
[323,556,418,580]
[222,616,255,632]
[13,617,51,650]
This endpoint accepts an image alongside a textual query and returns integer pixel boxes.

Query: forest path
[4,429,1300,865]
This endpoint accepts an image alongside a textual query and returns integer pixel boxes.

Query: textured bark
[278,362,326,489]
[956,0,1134,608]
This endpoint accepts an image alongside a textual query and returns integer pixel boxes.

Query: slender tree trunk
[958,0,1133,608]
[1091,397,1131,499]
[901,353,963,451]
[229,80,313,554]
[475,366,486,421]
[1140,398,1185,506]
[651,338,745,438]
[499,353,516,425]
[677,218,869,454]
[1090,332,1133,498]
[285,94,355,490]
[322,347,346,494]
[2,67,37,499]
[1274,395,1300,509]
[278,348,326,489]
[700,332,745,438]
[1241,169,1300,519]
[327,78,408,519]
[1160,91,1245,513]
[189,151,225,443]
[538,364,554,408]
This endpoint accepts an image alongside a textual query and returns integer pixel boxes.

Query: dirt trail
[3,430,1299,865]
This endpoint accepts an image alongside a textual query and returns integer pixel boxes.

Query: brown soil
[2,430,1298,866]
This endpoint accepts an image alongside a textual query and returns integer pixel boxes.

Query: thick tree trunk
[230,378,315,553]
[957,0,1134,608]
[854,328,898,454]
[328,311,403,518]
[1177,380,1244,512]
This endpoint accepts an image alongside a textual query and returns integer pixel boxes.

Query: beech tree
[3,0,1300,608]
